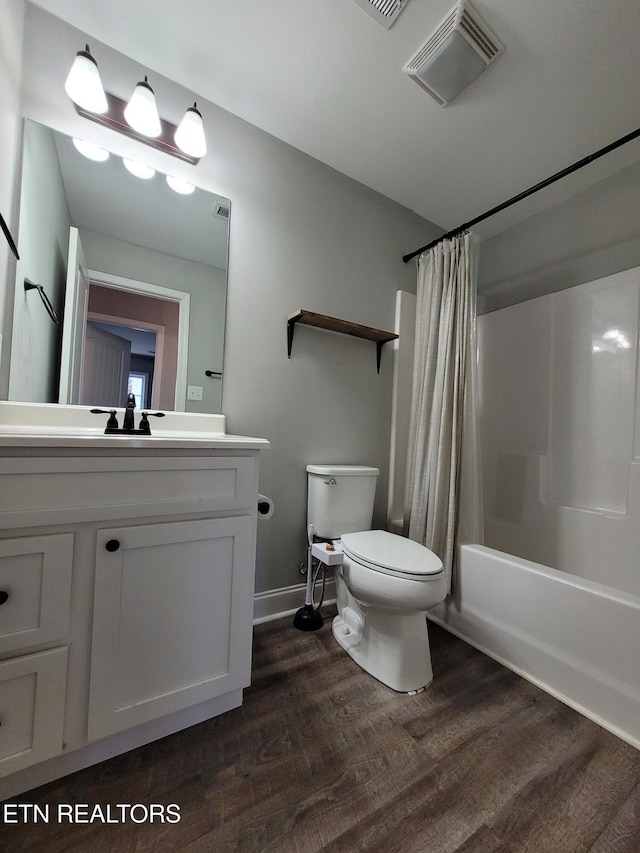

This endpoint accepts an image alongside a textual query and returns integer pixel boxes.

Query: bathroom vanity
[0,402,268,799]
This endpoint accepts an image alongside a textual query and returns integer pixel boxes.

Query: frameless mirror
[6,119,229,413]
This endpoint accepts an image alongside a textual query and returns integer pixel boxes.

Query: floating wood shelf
[287,309,398,373]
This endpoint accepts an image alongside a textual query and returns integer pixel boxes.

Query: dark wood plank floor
[3,611,640,852]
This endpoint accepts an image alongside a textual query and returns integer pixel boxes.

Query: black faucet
[122,392,136,431]
[91,395,165,435]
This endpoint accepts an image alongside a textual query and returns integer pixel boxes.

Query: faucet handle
[90,408,119,431]
[139,411,165,435]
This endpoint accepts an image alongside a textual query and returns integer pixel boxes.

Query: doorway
[82,273,189,410]
[84,320,157,409]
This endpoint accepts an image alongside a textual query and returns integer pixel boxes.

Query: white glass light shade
[72,138,110,162]
[123,158,156,179]
[166,175,195,195]
[124,77,161,138]
[174,103,207,158]
[64,46,108,114]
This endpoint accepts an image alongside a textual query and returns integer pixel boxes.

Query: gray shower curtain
[403,233,483,593]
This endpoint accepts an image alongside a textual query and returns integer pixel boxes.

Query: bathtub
[427,544,640,750]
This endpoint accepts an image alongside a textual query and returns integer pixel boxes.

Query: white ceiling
[30,0,640,241]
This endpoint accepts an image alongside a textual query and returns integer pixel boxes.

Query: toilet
[306,464,446,692]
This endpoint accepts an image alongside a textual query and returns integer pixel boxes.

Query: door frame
[88,271,190,411]
[59,228,90,405]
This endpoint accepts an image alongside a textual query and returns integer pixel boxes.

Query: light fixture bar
[72,91,200,165]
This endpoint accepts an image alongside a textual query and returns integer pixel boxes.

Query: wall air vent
[212,202,230,220]
[350,0,411,30]
[403,0,504,105]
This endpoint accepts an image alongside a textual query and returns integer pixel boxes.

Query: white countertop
[0,402,269,451]
[0,427,269,450]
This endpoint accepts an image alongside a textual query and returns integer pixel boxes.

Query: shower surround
[479,266,640,598]
[391,269,640,748]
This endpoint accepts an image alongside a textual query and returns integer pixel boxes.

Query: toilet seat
[341,530,443,580]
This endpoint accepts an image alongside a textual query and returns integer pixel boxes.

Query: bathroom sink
[0,401,270,450]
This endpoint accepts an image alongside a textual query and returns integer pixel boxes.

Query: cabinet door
[88,516,255,740]
[0,647,68,778]
[0,534,73,655]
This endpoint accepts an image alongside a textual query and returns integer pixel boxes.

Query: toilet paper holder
[257,494,274,520]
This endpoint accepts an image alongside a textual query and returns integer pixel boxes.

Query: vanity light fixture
[64,45,108,114]
[123,76,162,138]
[174,103,207,158]
[65,47,206,165]
[123,158,156,179]
[72,137,110,162]
[166,175,195,195]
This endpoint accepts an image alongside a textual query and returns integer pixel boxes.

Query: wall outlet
[187,385,203,401]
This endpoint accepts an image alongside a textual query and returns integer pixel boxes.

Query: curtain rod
[403,125,640,264]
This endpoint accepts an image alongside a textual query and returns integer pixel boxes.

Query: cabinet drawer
[0,455,257,527]
[0,534,73,655]
[0,647,68,778]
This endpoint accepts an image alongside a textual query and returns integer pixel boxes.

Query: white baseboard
[253,578,336,625]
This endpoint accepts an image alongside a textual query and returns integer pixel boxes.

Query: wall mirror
[6,119,230,414]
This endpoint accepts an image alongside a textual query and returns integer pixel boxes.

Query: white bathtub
[428,544,640,749]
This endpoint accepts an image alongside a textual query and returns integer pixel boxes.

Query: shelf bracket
[287,315,297,360]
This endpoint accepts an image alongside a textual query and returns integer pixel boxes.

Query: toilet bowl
[306,464,446,693]
[333,529,445,692]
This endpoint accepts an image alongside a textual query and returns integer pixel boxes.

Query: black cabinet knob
[0,591,8,605]
[105,539,120,552]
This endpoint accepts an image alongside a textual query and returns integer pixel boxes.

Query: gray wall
[0,0,25,389]
[6,3,441,593]
[8,120,69,402]
[478,160,640,314]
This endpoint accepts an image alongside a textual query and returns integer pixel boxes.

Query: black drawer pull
[0,591,8,605]
[105,539,121,552]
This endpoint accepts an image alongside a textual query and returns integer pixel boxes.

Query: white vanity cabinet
[0,418,268,800]
[89,515,254,740]
[0,534,73,776]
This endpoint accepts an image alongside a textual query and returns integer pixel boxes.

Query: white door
[81,323,131,407]
[88,516,254,740]
[58,227,90,404]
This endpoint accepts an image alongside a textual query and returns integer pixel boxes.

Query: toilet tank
[306,464,379,539]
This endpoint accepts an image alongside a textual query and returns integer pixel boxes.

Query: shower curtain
[403,233,482,593]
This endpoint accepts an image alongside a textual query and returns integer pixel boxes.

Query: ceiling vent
[403,0,504,105]
[350,0,411,30]
[212,202,230,220]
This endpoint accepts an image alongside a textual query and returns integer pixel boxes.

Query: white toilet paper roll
[257,493,274,521]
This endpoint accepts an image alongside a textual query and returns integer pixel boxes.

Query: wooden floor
[3,611,640,852]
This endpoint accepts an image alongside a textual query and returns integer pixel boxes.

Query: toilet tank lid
[306,465,380,476]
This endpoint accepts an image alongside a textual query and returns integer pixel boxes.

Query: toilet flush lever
[324,478,337,486]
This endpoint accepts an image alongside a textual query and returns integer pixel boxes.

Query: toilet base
[332,607,434,693]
